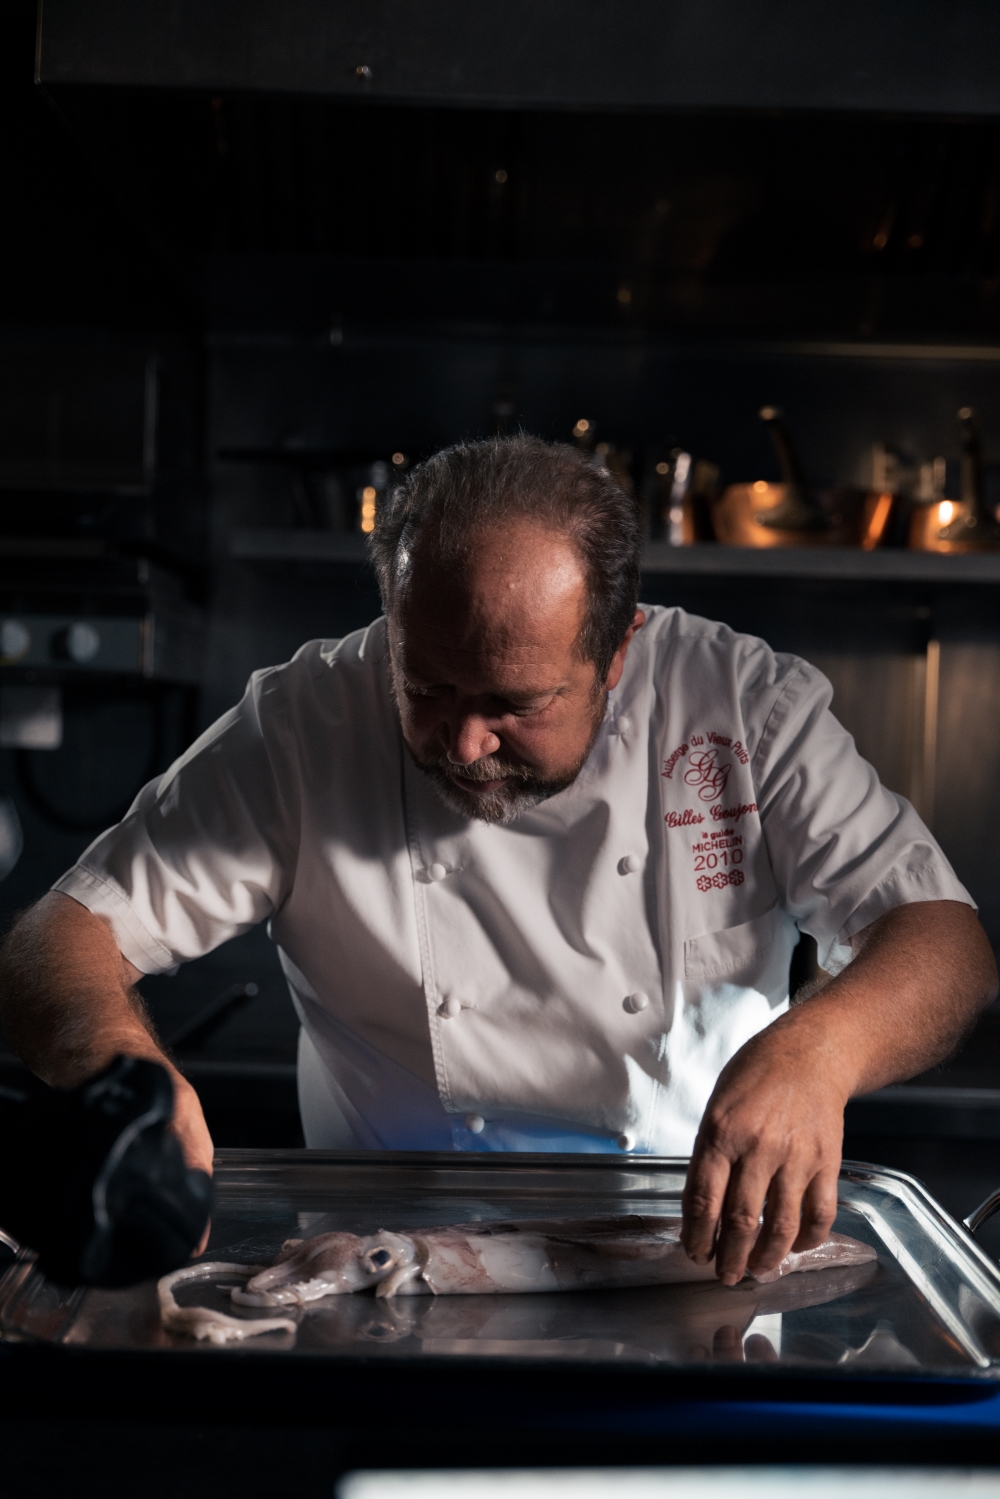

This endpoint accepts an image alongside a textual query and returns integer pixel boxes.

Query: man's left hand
[681,900,998,1284]
[680,1018,846,1285]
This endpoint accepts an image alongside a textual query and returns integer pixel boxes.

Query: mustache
[435,754,533,784]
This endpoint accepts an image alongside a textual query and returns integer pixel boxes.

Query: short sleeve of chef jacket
[743,641,974,973]
[51,656,302,973]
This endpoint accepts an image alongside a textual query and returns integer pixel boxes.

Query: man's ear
[604,610,646,692]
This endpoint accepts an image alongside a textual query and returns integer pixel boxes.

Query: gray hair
[369,434,641,680]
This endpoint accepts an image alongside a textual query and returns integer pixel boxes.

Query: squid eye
[368,1247,393,1269]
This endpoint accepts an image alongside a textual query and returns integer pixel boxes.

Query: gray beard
[403,699,607,826]
[408,749,573,825]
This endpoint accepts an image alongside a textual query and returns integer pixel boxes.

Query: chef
[0,434,994,1286]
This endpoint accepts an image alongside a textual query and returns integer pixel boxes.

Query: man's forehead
[400,521,586,630]
[390,616,574,693]
[393,602,565,655]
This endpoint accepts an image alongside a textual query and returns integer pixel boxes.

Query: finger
[194,1219,211,1257]
[681,1144,731,1264]
[714,1162,770,1285]
[791,1168,839,1253]
[746,1166,810,1274]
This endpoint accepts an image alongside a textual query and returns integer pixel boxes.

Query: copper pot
[712,481,893,549]
[710,407,893,549]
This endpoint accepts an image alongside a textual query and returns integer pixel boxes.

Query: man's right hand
[0,890,215,1184]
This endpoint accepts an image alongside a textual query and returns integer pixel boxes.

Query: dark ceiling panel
[35,0,1000,115]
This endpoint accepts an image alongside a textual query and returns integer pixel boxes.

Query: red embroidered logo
[683,749,732,803]
[662,742,689,779]
[697,869,745,893]
[707,732,749,766]
[710,801,757,824]
[665,809,704,827]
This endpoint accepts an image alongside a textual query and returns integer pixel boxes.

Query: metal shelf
[230,528,1000,584]
[231,529,370,563]
[641,543,1000,583]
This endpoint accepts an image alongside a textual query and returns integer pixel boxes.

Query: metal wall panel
[805,651,927,815]
[933,639,1000,939]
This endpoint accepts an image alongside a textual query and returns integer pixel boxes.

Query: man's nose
[444,715,501,766]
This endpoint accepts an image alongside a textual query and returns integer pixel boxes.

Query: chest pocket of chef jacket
[683,904,788,988]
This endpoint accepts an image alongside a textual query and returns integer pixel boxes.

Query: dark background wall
[4,0,1000,1144]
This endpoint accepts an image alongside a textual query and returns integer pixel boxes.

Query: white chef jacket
[54,606,972,1156]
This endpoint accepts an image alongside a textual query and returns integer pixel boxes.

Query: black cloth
[0,1055,211,1286]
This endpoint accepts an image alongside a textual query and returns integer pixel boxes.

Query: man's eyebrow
[495,684,569,707]
[401,672,564,706]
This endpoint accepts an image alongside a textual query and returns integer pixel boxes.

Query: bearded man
[0,435,993,1285]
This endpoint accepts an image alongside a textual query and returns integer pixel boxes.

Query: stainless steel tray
[3,1150,1000,1375]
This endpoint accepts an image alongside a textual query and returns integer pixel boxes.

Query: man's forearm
[0,891,162,1086]
[791,899,997,1099]
[0,892,214,1178]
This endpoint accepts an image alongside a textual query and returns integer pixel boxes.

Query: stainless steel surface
[966,1187,1000,1237]
[4,1151,1000,1374]
[231,530,1000,581]
[36,0,1000,118]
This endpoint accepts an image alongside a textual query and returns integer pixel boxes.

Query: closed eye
[504,698,553,717]
[400,673,562,718]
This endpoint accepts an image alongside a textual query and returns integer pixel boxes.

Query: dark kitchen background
[4,0,1000,1216]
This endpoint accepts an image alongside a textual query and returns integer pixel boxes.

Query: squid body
[233,1215,874,1305]
[159,1215,875,1343]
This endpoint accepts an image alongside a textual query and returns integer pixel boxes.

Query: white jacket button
[618,854,642,875]
[617,1131,636,1151]
[624,991,649,1013]
[465,1114,485,1133]
[440,997,462,1018]
[428,862,448,881]
[618,716,632,735]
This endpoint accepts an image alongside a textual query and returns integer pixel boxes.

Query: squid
[234,1215,875,1302]
[158,1261,297,1344]
[159,1215,876,1343]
